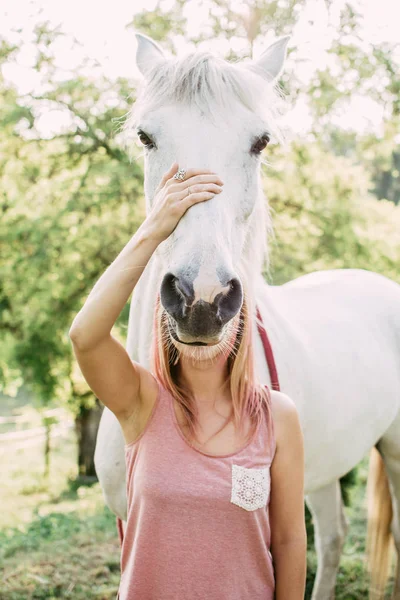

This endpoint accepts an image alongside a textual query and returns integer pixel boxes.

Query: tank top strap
[148,376,182,437]
[124,375,171,453]
[148,375,172,422]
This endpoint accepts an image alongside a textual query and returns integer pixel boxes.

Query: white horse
[94,33,400,599]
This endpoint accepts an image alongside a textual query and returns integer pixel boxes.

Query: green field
[0,401,396,599]
[1,400,120,600]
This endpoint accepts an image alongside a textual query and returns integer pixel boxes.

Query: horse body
[94,33,400,599]
[95,264,400,598]
[258,269,400,486]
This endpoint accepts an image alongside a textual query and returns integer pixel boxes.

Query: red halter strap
[256,306,280,392]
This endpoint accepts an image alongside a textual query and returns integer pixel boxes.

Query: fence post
[42,415,58,478]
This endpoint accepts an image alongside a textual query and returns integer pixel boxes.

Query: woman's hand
[144,162,224,242]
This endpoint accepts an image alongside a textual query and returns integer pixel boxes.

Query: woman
[69,162,306,599]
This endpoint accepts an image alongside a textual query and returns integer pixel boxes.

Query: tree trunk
[75,398,104,481]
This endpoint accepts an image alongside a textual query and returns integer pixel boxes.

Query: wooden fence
[0,408,74,451]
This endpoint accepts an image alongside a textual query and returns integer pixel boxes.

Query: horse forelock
[126,50,285,143]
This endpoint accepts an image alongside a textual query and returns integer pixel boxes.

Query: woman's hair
[151,291,274,449]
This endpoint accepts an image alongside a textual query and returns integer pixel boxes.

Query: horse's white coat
[94,33,400,599]
[192,263,230,304]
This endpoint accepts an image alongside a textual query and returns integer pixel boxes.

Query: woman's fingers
[147,164,224,242]
[155,162,179,193]
[180,190,219,211]
[165,167,216,186]
[157,164,217,194]
[171,183,223,214]
[168,176,224,195]
[181,183,223,197]
[166,172,223,190]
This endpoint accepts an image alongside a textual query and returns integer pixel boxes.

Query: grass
[0,398,397,599]
[1,399,120,600]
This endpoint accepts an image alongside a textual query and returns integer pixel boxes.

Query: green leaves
[265,141,400,285]
[1,4,399,413]
[0,26,144,407]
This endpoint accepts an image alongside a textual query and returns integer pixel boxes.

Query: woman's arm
[269,391,307,599]
[69,162,224,421]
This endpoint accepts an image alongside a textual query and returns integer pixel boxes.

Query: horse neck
[126,252,163,366]
[244,189,270,277]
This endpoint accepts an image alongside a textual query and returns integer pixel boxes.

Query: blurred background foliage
[1,0,400,597]
[2,0,399,428]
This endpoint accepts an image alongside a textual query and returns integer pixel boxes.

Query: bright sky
[1,0,399,137]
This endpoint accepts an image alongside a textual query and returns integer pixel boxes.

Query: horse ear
[248,36,290,83]
[135,32,166,77]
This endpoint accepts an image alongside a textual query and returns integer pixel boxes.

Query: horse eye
[251,135,270,155]
[137,130,155,149]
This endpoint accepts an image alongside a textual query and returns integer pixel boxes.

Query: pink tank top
[118,378,276,600]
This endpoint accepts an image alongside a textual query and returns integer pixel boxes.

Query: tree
[1,1,399,481]
[0,28,144,477]
[264,141,400,285]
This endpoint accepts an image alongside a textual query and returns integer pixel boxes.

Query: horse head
[129,33,289,354]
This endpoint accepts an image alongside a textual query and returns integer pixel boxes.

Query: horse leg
[306,480,348,600]
[376,435,400,599]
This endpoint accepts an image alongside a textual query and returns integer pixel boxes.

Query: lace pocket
[230,464,270,511]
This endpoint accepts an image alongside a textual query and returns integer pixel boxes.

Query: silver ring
[187,186,191,196]
[173,168,186,181]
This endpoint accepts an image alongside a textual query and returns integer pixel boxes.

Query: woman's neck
[177,352,230,406]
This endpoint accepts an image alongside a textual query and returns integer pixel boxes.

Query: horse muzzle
[160,271,243,344]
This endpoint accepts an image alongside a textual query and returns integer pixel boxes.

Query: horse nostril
[160,272,194,319]
[174,275,194,305]
[216,277,243,325]
[160,273,177,310]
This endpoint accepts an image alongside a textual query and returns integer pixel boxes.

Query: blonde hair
[151,292,274,450]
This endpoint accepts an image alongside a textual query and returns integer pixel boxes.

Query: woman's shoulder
[268,389,302,443]
[121,369,165,447]
[269,389,297,414]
